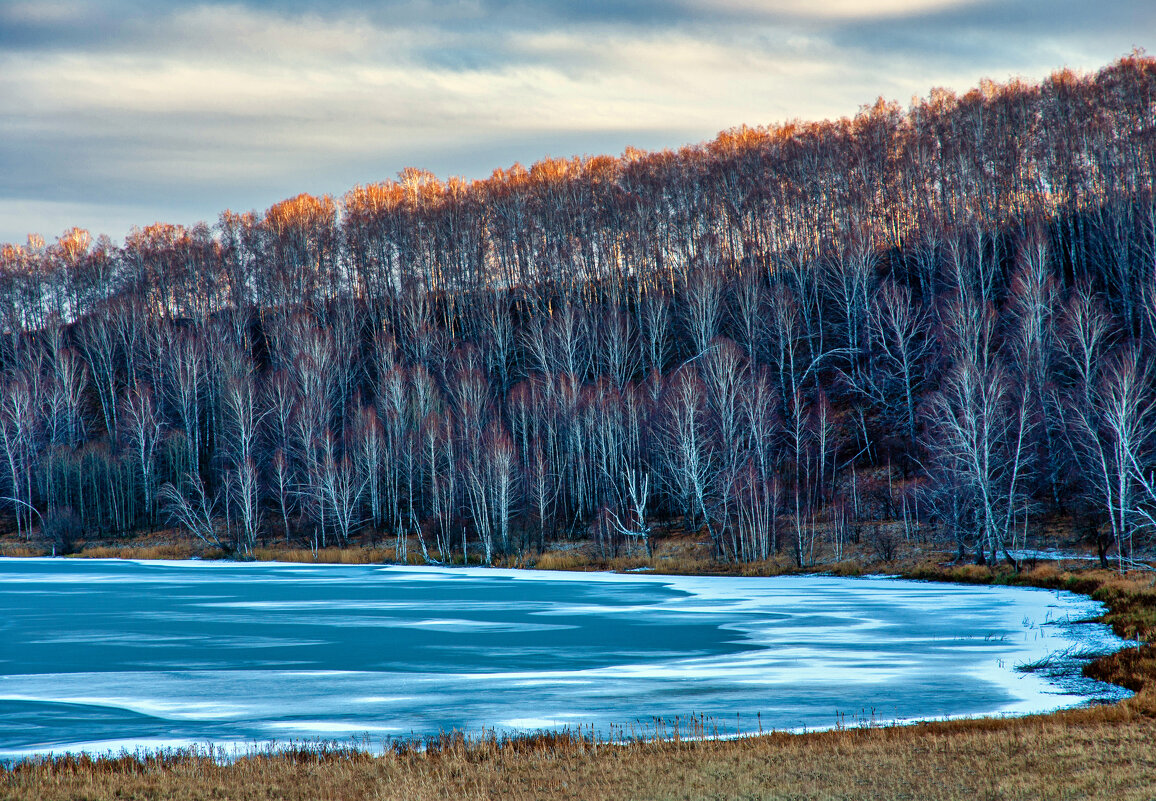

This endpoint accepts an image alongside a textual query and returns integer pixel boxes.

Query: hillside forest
[1,55,1155,570]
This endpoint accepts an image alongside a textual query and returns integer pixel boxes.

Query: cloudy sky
[1,0,1151,246]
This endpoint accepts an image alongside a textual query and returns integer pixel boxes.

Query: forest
[1,54,1154,570]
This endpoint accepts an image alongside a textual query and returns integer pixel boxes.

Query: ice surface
[0,559,1131,758]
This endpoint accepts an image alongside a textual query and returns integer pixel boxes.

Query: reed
[75,544,196,561]
[250,546,389,564]
[6,707,1156,800]
[0,543,47,558]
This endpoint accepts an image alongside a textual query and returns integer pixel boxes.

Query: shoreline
[0,555,1145,755]
[5,550,1156,799]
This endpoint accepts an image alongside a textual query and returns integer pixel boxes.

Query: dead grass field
[6,701,1156,801]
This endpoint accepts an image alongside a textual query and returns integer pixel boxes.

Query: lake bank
[7,691,1156,800]
[4,547,1156,800]
[2,560,1128,759]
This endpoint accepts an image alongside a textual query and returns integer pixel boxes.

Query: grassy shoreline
[4,540,1156,799]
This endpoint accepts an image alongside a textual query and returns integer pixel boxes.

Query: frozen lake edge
[0,558,1134,760]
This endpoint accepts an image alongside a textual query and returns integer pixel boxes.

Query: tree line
[1,54,1155,568]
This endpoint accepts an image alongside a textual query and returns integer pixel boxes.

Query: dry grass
[6,707,1156,801]
[530,550,654,573]
[523,550,590,571]
[249,546,392,565]
[905,563,1156,640]
[75,543,199,561]
[0,543,47,558]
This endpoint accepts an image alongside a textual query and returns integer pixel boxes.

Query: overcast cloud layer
[1,0,1151,245]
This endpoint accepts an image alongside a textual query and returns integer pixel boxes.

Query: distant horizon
[2,0,1151,245]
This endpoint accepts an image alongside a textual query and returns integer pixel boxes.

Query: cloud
[0,0,1150,244]
[698,0,987,21]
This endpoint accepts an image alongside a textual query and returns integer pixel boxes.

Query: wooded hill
[2,54,1155,568]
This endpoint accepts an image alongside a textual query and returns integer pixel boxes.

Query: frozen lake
[0,558,1130,758]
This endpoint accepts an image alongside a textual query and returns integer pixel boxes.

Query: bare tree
[220,372,265,553]
[462,420,519,564]
[863,279,931,447]
[1058,285,1116,563]
[660,369,718,553]
[608,465,652,557]
[0,373,38,539]
[159,471,223,550]
[159,329,207,460]
[1067,346,1156,570]
[43,340,88,449]
[682,266,724,358]
[426,413,458,560]
[823,236,875,381]
[270,448,295,545]
[598,307,638,390]
[351,403,385,530]
[638,288,671,374]
[120,381,164,524]
[926,299,1033,566]
[316,433,366,548]
[76,313,120,439]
